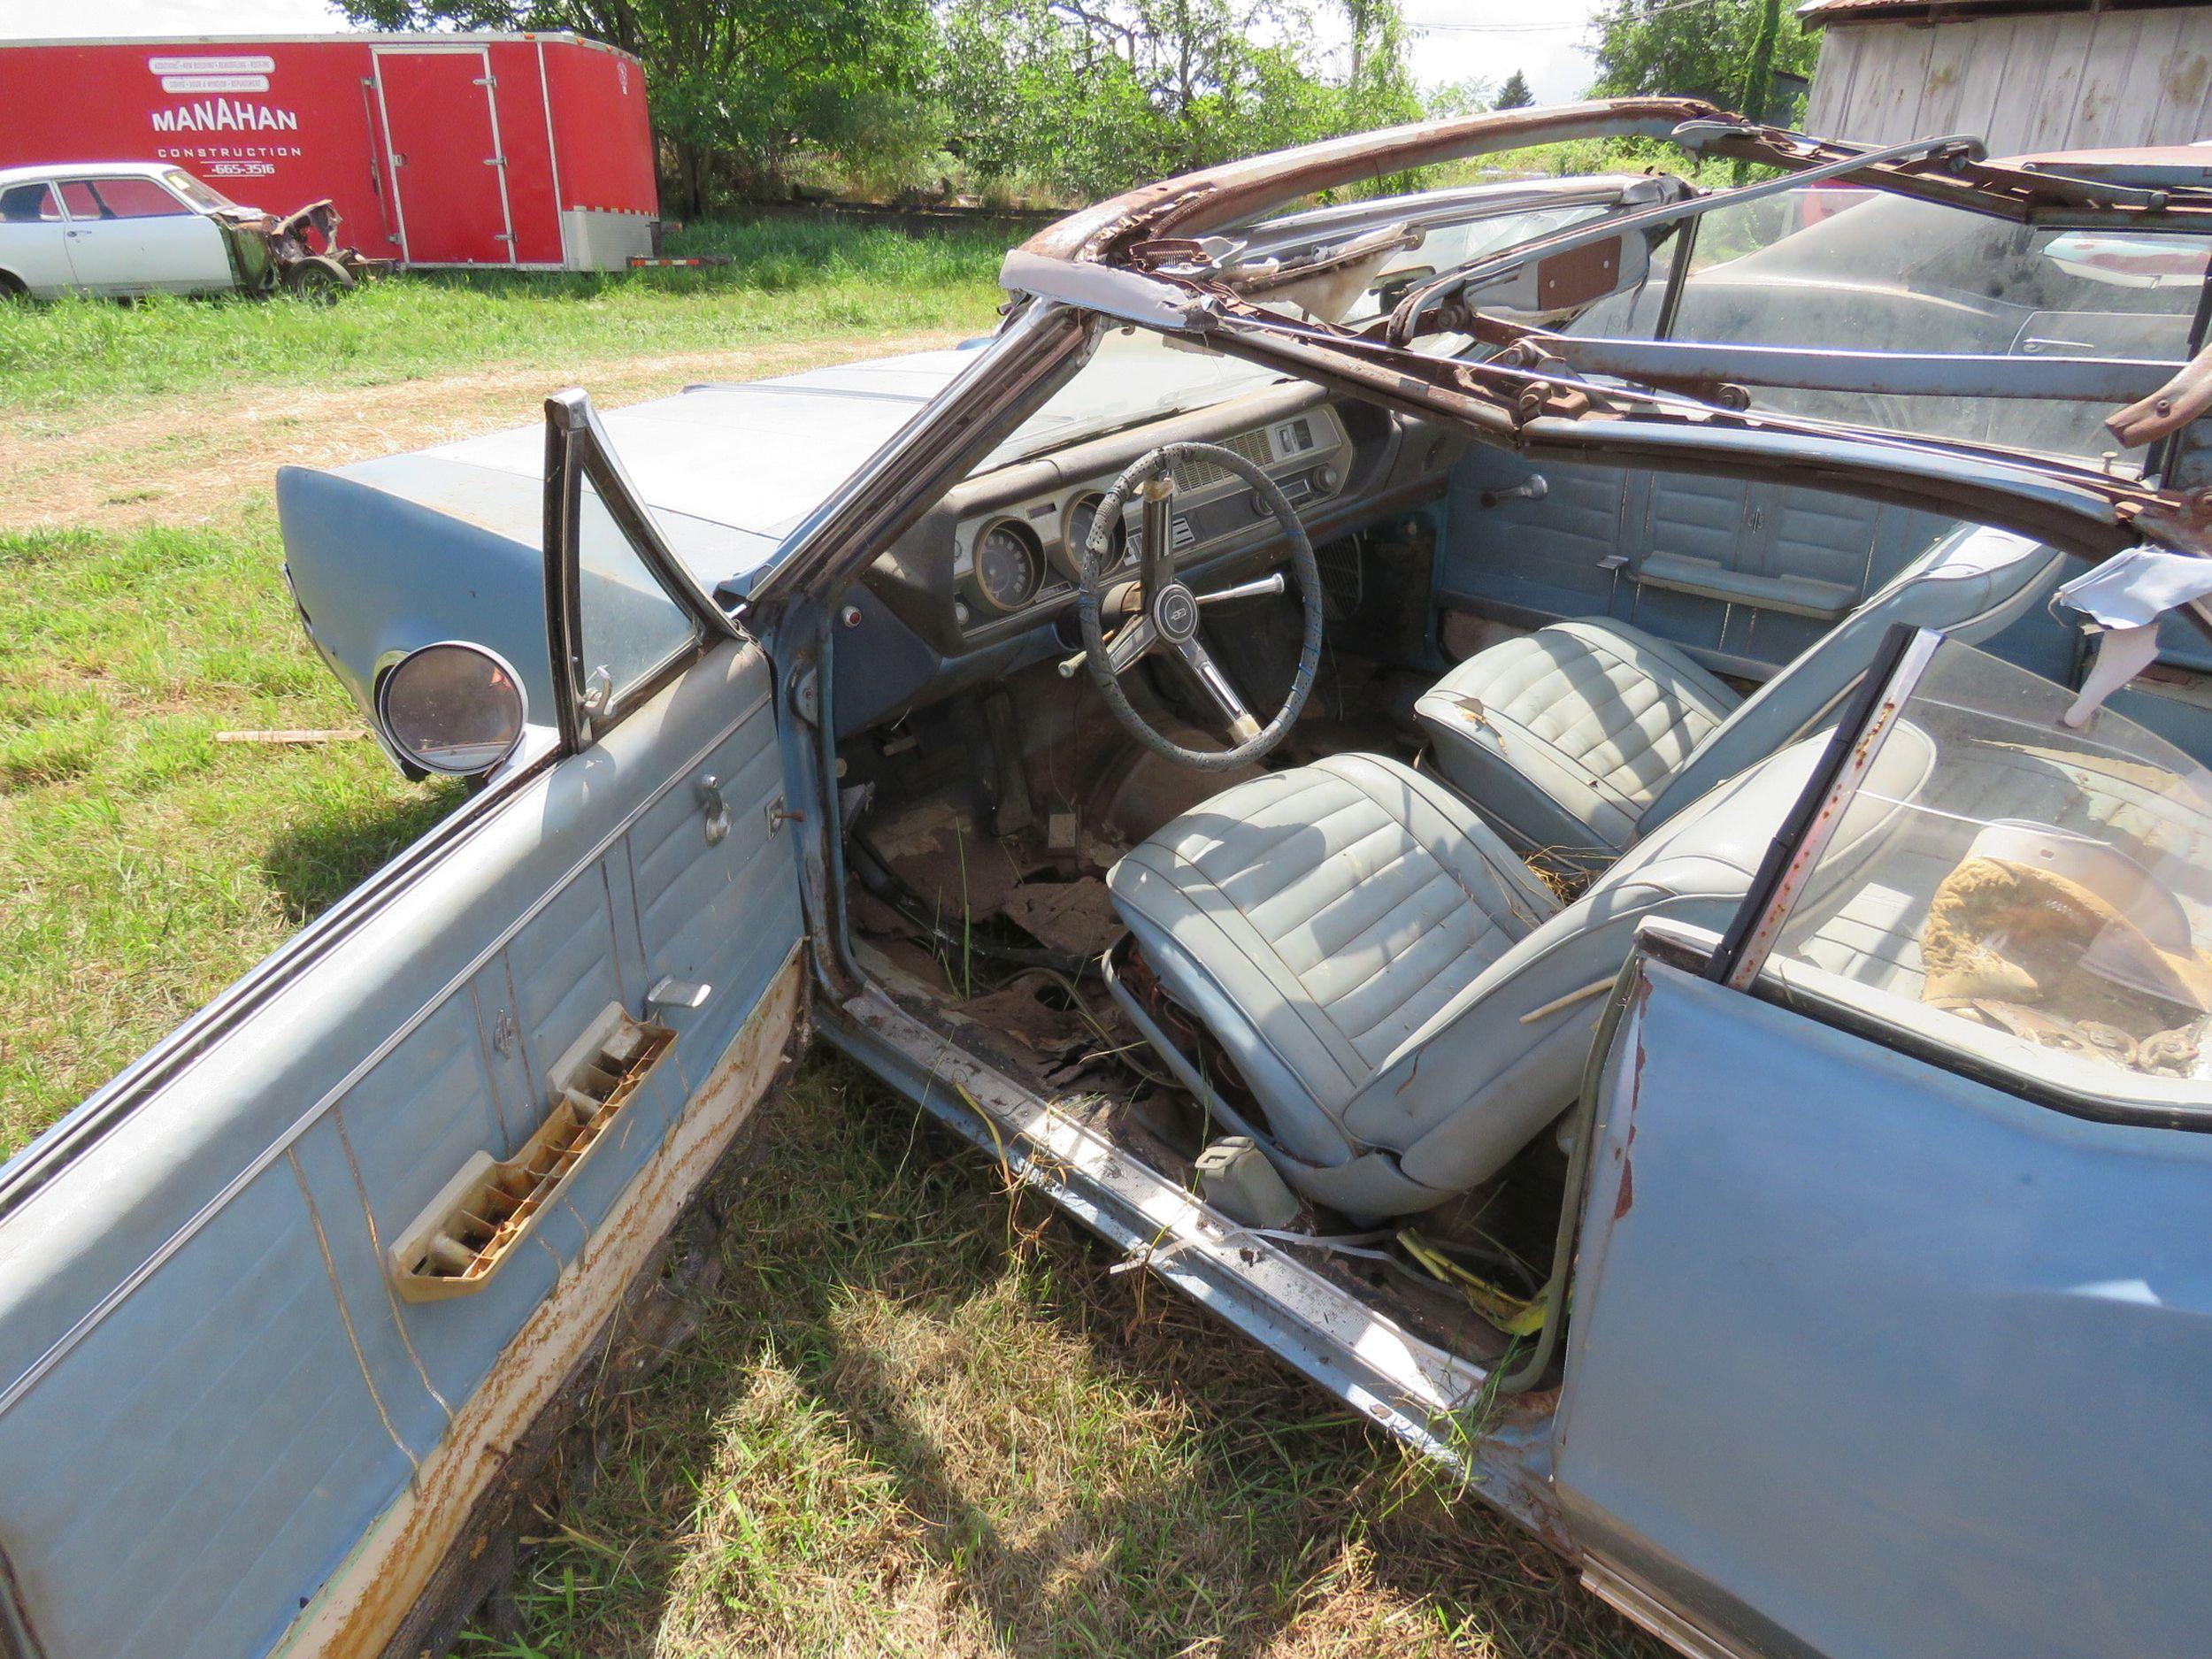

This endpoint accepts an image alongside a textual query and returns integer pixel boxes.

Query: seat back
[1639,525,2068,834]
[1340,725,1938,1201]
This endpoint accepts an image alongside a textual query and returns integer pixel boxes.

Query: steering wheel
[1066,442,1324,771]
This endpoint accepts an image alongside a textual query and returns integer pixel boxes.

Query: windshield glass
[1765,634,2212,1100]
[1574,184,2212,465]
[986,326,1284,466]
[1337,201,1613,326]
[161,169,234,212]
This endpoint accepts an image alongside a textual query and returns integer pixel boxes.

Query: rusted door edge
[815,983,1571,1547]
[272,949,809,1658]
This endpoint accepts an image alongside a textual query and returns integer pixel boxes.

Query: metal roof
[1801,0,2198,25]
[0,32,640,61]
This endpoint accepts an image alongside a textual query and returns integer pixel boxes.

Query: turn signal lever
[1480,473,1548,509]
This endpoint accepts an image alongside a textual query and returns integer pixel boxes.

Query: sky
[0,0,1608,103]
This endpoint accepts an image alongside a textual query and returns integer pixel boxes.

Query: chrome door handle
[699,774,730,845]
[648,977,712,1011]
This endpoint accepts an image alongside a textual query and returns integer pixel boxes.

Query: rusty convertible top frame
[1003,97,2212,564]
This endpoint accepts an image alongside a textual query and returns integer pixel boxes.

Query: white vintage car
[0,160,371,298]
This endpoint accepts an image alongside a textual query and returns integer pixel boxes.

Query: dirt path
[2,330,970,534]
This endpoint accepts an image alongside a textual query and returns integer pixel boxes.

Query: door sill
[1580,1555,1757,1659]
[819,979,1569,1542]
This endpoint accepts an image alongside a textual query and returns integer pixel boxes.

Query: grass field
[0,215,1010,419]
[0,220,1660,1659]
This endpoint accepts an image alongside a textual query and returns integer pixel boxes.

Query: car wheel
[283,256,356,303]
[0,271,26,301]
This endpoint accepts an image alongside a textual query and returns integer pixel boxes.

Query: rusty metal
[1020,97,2212,277]
[1185,298,2208,559]
[1018,97,1731,265]
[1002,99,2212,561]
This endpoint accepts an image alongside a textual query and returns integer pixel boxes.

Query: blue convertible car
[10,99,2212,1659]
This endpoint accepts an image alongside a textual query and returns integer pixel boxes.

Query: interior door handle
[1480,473,1549,509]
[698,774,730,845]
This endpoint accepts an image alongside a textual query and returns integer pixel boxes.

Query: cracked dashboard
[850,378,1465,722]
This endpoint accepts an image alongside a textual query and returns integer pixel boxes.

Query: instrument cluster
[948,408,1350,634]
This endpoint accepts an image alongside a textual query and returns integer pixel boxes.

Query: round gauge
[973,518,1045,613]
[1066,493,1128,571]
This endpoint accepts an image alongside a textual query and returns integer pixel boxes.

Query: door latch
[765,795,805,834]
[699,774,730,845]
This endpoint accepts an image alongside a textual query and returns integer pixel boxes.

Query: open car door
[0,400,806,1659]
[1553,633,2212,1658]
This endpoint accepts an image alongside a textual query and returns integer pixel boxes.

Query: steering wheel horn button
[1153,582,1201,643]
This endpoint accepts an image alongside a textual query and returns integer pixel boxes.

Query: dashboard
[947,404,1355,629]
[841,375,1467,731]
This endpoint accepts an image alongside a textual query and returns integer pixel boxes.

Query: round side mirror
[376,641,528,777]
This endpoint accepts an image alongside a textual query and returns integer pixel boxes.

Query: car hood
[321,345,983,599]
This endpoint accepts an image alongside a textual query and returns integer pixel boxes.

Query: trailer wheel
[283,257,356,303]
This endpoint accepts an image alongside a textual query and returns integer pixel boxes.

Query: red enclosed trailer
[0,33,659,271]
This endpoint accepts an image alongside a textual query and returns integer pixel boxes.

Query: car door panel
[64,212,229,296]
[1441,451,1632,620]
[1,1143,426,1659]
[627,678,802,1100]
[0,187,74,296]
[0,638,803,1659]
[1557,961,2212,1659]
[1443,448,1966,679]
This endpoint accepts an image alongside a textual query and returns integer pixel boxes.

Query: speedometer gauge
[1066,494,1129,571]
[974,520,1044,612]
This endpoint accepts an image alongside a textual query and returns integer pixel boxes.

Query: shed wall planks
[1806,8,2212,152]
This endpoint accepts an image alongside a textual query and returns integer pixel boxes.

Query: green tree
[1586,0,1816,120]
[1494,69,1533,110]
[938,0,1427,198]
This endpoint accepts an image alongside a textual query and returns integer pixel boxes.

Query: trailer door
[373,46,516,266]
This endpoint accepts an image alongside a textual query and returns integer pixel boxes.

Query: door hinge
[484,155,508,166]
[474,75,497,87]
[492,233,515,242]
[789,665,820,728]
[491,1007,518,1057]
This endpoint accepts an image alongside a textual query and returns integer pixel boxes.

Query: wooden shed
[1801,0,2212,154]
